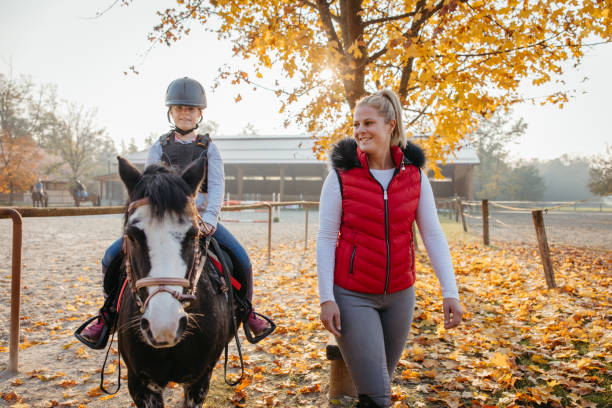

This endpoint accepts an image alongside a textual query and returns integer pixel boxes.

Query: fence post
[267,204,272,265]
[482,199,489,246]
[531,210,557,289]
[304,205,309,250]
[454,197,459,222]
[448,200,453,220]
[0,209,23,378]
[412,222,419,252]
[458,198,467,232]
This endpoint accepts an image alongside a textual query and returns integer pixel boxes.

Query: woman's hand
[201,222,216,236]
[320,301,342,337]
[443,298,463,329]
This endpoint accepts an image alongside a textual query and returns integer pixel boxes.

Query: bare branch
[298,0,341,22]
[315,0,345,55]
[364,11,418,27]
[408,105,430,126]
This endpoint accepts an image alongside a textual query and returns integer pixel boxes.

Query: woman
[317,89,463,408]
[79,77,272,347]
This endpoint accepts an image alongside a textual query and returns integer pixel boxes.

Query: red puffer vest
[331,138,425,294]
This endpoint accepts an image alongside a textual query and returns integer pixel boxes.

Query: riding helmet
[165,77,207,108]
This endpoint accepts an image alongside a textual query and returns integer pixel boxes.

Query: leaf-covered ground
[1,220,610,407]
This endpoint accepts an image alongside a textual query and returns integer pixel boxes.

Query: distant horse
[68,186,100,207]
[31,189,48,207]
[116,157,242,407]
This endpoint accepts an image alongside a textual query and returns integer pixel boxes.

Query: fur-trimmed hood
[330,137,425,171]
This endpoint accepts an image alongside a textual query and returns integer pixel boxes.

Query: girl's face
[170,105,202,130]
[353,104,395,156]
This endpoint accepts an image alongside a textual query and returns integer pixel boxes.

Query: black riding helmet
[165,77,207,108]
[166,77,206,135]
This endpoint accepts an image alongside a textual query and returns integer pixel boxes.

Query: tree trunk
[9,181,14,206]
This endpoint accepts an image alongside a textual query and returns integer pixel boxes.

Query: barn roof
[125,135,479,165]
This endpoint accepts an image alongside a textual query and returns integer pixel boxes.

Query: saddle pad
[208,250,242,291]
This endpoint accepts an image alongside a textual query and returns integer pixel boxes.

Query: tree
[589,145,612,196]
[472,109,526,199]
[240,122,258,136]
[536,154,592,200]
[120,136,140,155]
[41,102,111,181]
[504,161,544,201]
[127,0,611,161]
[0,72,55,204]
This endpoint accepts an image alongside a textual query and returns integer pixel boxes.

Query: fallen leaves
[0,237,609,407]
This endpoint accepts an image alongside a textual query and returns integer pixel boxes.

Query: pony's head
[118,156,206,348]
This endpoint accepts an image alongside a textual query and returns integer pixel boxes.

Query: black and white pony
[116,157,238,407]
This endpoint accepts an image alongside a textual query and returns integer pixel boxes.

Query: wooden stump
[326,336,357,399]
[531,210,557,289]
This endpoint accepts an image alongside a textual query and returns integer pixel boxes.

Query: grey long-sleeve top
[145,137,224,228]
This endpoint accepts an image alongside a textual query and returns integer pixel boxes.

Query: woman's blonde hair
[355,89,406,147]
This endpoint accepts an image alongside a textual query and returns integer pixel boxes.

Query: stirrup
[243,312,276,344]
[74,315,111,350]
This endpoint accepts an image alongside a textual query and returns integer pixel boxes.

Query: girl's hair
[355,89,406,147]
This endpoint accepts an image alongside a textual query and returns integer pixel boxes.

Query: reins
[210,236,246,387]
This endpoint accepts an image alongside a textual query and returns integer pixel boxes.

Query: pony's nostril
[140,318,150,332]
[178,316,187,333]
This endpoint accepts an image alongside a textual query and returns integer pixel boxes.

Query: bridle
[122,197,208,314]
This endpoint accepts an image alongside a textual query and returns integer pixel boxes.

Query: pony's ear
[118,156,142,194]
[181,157,206,195]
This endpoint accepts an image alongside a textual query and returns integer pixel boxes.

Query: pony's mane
[126,164,196,220]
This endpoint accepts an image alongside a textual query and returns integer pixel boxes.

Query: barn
[94,135,479,205]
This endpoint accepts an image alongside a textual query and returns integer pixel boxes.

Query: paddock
[1,209,610,407]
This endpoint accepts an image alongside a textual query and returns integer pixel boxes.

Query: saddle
[75,236,274,349]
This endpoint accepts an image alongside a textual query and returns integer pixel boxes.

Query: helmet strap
[173,124,199,136]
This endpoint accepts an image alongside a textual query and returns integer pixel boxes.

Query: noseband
[123,197,208,314]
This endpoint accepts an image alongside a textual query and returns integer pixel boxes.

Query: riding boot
[354,395,383,408]
[75,250,123,349]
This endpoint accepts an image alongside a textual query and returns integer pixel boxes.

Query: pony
[31,189,48,207]
[116,156,238,407]
[68,185,101,207]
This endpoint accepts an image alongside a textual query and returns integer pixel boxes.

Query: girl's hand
[443,298,463,329]
[201,222,216,235]
[320,301,342,337]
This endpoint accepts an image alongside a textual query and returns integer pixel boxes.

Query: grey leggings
[333,285,416,407]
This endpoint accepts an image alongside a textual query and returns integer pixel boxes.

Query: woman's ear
[388,119,397,134]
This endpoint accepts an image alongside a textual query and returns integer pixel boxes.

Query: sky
[1,0,610,161]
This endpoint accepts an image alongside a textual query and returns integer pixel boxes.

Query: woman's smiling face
[353,104,395,156]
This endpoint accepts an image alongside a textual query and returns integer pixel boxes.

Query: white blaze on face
[130,205,191,346]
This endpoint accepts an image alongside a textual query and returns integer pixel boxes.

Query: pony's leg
[127,369,164,408]
[182,370,213,408]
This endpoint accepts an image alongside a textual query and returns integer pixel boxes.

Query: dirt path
[0,213,323,408]
[462,210,612,251]
[1,212,609,407]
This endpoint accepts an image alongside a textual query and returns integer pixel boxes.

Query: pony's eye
[126,226,144,244]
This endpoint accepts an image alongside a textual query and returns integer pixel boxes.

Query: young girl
[79,77,272,347]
